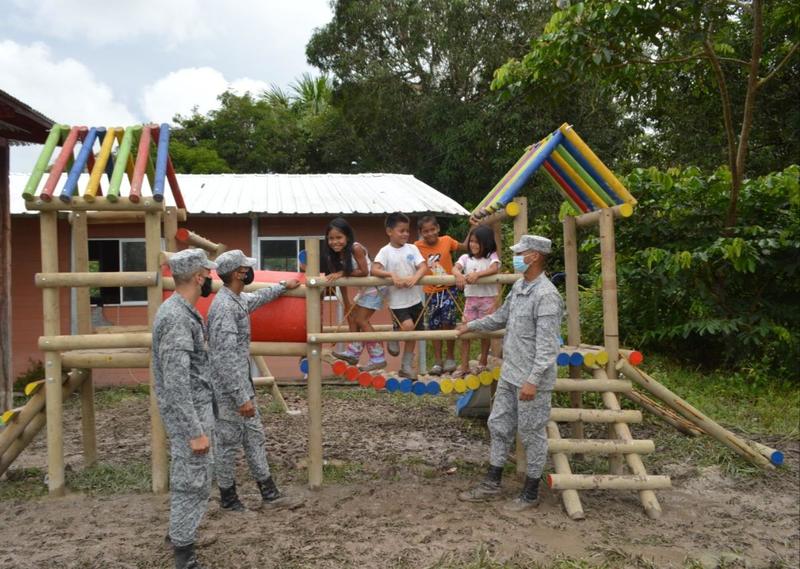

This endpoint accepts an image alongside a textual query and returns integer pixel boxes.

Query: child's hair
[385,211,410,229]
[417,215,438,230]
[467,225,497,259]
[324,217,355,275]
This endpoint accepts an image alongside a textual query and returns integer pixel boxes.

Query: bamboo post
[510,197,529,477]
[616,360,774,469]
[553,378,632,392]
[71,211,96,467]
[40,211,64,495]
[563,214,584,445]
[598,209,624,475]
[545,422,585,520]
[593,367,663,518]
[624,389,703,437]
[36,272,160,288]
[146,211,169,493]
[547,474,671,491]
[549,408,642,424]
[305,238,323,488]
[254,355,289,413]
[62,351,150,368]
[163,207,179,252]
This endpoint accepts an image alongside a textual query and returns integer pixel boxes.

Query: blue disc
[412,381,426,396]
[299,358,309,374]
[385,378,399,393]
[398,379,413,393]
[298,249,307,265]
[556,352,570,366]
[426,381,441,396]
[569,352,584,367]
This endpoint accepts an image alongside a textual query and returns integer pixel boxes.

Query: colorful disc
[426,381,441,395]
[492,367,501,380]
[357,372,373,387]
[595,351,609,365]
[385,378,399,392]
[331,360,348,376]
[399,379,413,393]
[569,352,584,367]
[344,366,359,381]
[299,358,309,374]
[556,352,571,366]
[372,375,386,390]
[479,371,493,386]
[465,375,480,391]
[453,378,467,393]
[583,352,596,367]
[439,379,454,394]
[628,351,644,366]
[412,381,426,396]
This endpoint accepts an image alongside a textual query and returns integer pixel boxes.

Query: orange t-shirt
[414,235,460,294]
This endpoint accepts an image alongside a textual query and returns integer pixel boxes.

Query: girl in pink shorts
[452,225,499,377]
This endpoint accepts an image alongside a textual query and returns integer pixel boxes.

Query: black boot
[458,465,503,502]
[257,476,304,509]
[505,476,540,512]
[174,543,205,569]
[219,482,245,512]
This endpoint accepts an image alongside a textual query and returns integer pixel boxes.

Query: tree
[493,0,800,227]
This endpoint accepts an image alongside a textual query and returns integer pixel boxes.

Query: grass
[92,384,151,409]
[321,461,367,483]
[0,461,151,501]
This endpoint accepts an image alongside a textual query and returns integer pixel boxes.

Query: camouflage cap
[215,249,257,276]
[509,234,552,255]
[168,249,217,276]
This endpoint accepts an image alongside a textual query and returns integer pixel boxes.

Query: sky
[1,0,333,171]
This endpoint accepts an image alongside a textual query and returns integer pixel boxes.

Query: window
[259,237,324,271]
[88,239,147,305]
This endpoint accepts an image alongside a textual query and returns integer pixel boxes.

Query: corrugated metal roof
[9,172,469,216]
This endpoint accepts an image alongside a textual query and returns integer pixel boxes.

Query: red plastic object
[331,360,348,376]
[371,375,386,390]
[344,366,359,381]
[628,351,644,366]
[163,268,307,342]
[357,372,373,387]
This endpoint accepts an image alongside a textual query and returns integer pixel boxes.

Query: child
[325,218,387,371]
[414,215,467,375]
[452,225,500,377]
[371,212,427,379]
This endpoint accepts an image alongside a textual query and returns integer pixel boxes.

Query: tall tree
[492,0,800,227]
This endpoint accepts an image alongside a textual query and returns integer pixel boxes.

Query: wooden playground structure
[0,123,783,519]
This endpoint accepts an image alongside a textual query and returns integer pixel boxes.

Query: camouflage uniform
[153,291,215,548]
[208,283,285,488]
[468,272,563,477]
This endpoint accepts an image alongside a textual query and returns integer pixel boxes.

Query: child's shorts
[391,302,423,330]
[425,287,458,330]
[354,287,384,311]
[464,296,495,322]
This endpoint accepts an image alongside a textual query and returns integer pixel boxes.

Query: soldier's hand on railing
[190,434,210,455]
[284,279,301,290]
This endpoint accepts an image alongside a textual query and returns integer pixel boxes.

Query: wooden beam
[547,474,671,491]
[0,139,10,413]
[305,239,323,488]
[35,271,160,288]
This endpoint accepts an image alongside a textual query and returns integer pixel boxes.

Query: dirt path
[1,387,797,568]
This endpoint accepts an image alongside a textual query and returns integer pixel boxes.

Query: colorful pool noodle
[559,138,623,205]
[39,126,82,202]
[559,124,637,205]
[153,123,171,202]
[166,155,187,209]
[474,139,546,213]
[554,145,616,207]
[543,159,592,212]
[60,127,98,203]
[22,125,66,201]
[549,149,606,209]
[543,165,585,213]
[85,127,117,202]
[107,126,138,203]
[545,157,597,210]
[129,126,152,203]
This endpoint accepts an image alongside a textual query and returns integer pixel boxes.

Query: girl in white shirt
[452,225,500,377]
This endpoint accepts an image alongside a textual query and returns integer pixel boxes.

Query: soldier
[152,249,217,569]
[455,234,563,511]
[207,250,301,511]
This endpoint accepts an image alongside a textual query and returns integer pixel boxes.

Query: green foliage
[13,358,44,391]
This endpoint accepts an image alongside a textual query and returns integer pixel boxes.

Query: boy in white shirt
[372,212,427,379]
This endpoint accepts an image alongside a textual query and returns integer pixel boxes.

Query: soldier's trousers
[488,379,552,478]
[214,405,271,488]
[169,433,214,548]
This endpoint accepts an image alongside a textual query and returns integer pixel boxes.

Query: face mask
[200,276,213,297]
[241,267,255,285]
[512,255,529,273]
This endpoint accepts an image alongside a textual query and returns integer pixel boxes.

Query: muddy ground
[1,386,798,569]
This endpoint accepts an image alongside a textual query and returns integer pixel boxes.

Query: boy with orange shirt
[414,215,468,375]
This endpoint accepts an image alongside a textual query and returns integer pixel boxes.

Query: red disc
[628,351,644,366]
[371,375,386,390]
[332,360,348,376]
[357,372,373,387]
[344,366,359,381]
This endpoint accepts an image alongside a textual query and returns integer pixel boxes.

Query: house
[8,172,470,385]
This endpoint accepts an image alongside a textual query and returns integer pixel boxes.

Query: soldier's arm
[209,317,252,407]
[467,294,510,332]
[159,329,204,439]
[243,284,287,312]
[525,293,563,386]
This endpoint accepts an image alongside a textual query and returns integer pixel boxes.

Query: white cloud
[0,39,137,125]
[141,67,270,122]
[10,0,210,46]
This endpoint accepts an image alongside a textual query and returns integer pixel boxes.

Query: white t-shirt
[374,243,425,309]
[456,252,500,297]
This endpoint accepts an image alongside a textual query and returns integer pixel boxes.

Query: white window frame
[87,237,151,307]
[257,235,335,301]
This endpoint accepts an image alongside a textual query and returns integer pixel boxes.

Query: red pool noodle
[40,126,82,202]
[543,160,590,213]
[129,126,152,203]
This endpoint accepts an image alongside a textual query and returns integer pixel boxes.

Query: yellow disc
[1,410,17,425]
[454,379,467,393]
[440,379,454,394]
[505,201,521,217]
[492,367,501,380]
[466,375,480,391]
[24,380,43,396]
[583,352,596,367]
[595,351,609,365]
[619,203,634,217]
[479,371,493,386]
